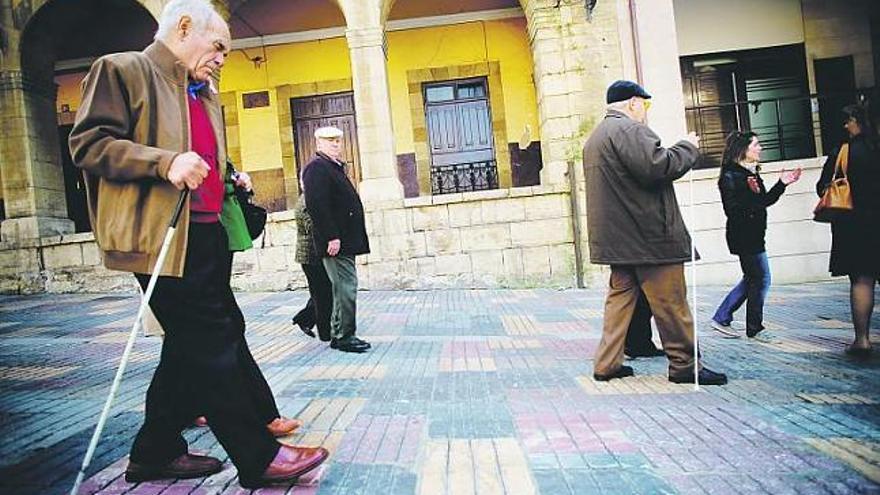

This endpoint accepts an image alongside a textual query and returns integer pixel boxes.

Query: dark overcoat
[582,110,700,265]
[302,153,370,257]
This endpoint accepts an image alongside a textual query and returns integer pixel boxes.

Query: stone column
[522,0,626,187]
[629,0,688,144]
[0,70,74,241]
[344,26,403,203]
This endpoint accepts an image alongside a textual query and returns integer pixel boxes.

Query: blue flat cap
[606,80,652,104]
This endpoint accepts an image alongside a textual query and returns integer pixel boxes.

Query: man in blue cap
[582,80,728,385]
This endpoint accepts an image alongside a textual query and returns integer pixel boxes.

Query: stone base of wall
[0,185,581,294]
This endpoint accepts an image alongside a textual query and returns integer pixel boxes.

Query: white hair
[154,0,221,41]
[607,100,630,112]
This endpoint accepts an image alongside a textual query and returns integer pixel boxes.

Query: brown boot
[125,453,222,483]
[239,444,329,489]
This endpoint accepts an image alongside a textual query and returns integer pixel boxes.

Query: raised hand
[780,168,802,185]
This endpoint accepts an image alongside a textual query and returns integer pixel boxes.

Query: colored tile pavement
[1,281,879,494]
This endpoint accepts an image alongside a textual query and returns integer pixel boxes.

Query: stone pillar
[629,0,688,145]
[522,0,626,187]
[344,26,403,203]
[0,70,74,241]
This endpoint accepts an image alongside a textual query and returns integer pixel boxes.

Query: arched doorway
[19,0,156,232]
[226,0,356,211]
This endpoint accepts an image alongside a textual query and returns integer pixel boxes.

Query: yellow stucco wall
[387,18,538,154]
[55,72,86,113]
[218,19,536,175]
[49,20,537,177]
[219,38,352,172]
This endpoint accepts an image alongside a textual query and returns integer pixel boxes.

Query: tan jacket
[69,41,227,277]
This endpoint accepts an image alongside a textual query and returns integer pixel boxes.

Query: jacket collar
[144,41,189,86]
[729,162,760,176]
[605,109,631,120]
[317,151,345,167]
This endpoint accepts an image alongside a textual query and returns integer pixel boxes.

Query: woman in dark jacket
[292,190,333,342]
[710,131,801,338]
[816,104,880,356]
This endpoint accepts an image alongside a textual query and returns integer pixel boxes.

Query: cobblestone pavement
[1,281,879,495]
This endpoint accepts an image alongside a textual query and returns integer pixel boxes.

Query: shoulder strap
[835,143,849,178]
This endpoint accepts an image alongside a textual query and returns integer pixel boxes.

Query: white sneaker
[710,319,741,338]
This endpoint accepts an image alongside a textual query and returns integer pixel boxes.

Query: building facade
[0,0,877,293]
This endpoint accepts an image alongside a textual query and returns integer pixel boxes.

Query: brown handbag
[813,143,853,223]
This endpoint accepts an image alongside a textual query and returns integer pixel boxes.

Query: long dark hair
[842,104,877,149]
[720,131,758,171]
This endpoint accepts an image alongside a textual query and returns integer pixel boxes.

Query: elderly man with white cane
[582,80,728,386]
[68,0,327,489]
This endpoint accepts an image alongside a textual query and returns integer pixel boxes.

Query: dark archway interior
[21,0,156,73]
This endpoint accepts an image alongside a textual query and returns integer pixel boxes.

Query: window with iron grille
[424,78,499,194]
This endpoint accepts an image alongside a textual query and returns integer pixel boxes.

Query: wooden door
[292,92,360,187]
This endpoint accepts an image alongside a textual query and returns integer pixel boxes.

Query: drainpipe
[568,160,585,288]
[629,0,644,84]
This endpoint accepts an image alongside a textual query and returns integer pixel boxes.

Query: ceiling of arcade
[227,0,520,39]
[387,0,519,21]
[8,0,528,72]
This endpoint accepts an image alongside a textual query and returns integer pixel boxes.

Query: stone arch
[6,0,157,236]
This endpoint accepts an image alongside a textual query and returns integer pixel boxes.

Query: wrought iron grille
[431,161,499,195]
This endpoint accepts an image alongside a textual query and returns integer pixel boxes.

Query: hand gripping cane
[70,189,189,495]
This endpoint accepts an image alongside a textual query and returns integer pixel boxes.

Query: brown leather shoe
[197,416,302,437]
[125,453,222,483]
[239,444,329,489]
[267,417,303,437]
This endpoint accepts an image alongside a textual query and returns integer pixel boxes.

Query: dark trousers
[225,252,281,424]
[322,255,358,340]
[625,291,657,353]
[131,222,277,479]
[296,263,333,341]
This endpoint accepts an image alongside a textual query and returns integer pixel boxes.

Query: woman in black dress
[816,104,880,356]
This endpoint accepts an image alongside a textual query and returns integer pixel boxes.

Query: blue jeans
[712,251,771,332]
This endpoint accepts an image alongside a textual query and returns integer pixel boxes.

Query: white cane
[70,189,189,495]
[689,156,699,392]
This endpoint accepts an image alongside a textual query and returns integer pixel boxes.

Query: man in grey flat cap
[301,126,372,353]
[583,80,728,386]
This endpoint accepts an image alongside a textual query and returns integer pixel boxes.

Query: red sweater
[188,93,223,223]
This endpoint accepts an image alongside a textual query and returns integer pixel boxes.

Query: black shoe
[347,336,372,349]
[593,365,634,381]
[669,367,728,385]
[625,346,665,358]
[330,338,370,353]
[292,317,316,338]
[125,453,222,483]
[746,325,765,338]
[845,345,873,358]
